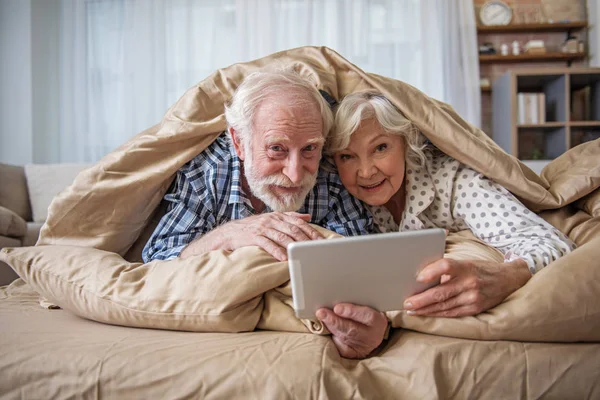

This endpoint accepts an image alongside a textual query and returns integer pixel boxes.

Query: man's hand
[317,303,388,359]
[180,212,322,261]
[403,258,531,318]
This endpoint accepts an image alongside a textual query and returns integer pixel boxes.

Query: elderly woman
[316,90,576,359]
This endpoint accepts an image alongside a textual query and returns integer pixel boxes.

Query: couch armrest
[0,261,19,286]
[0,162,32,221]
[0,206,27,238]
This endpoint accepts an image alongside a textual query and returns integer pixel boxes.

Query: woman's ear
[229,127,245,160]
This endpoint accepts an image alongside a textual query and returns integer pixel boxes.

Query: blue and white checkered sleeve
[142,170,216,262]
[322,179,373,237]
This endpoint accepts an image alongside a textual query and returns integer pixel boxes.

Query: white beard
[243,148,317,212]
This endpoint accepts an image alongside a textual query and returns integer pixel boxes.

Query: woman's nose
[357,161,376,178]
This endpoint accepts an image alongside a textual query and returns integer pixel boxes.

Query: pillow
[0,163,31,221]
[2,228,599,342]
[0,206,27,238]
[0,243,298,333]
[1,225,343,334]
[24,164,91,223]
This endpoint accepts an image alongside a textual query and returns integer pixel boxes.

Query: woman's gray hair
[224,70,334,148]
[328,90,428,167]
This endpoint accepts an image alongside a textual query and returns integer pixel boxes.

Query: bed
[1,47,600,399]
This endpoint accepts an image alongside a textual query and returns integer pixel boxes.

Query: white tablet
[287,228,445,319]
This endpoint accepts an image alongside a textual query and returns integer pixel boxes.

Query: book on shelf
[517,92,546,124]
[571,87,591,120]
[537,94,545,124]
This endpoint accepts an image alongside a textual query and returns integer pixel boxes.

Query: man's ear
[229,127,245,160]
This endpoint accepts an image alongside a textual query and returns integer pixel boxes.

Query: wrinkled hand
[403,258,531,318]
[317,303,388,359]
[181,212,322,261]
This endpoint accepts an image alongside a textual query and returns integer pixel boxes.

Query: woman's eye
[375,143,388,152]
[339,154,352,161]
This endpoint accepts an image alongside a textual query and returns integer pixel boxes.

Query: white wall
[0,0,33,165]
[0,0,60,165]
[31,0,60,163]
[590,0,600,66]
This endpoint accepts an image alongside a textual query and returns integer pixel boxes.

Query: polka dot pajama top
[368,151,576,275]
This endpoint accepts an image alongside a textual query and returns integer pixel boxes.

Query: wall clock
[480,1,513,26]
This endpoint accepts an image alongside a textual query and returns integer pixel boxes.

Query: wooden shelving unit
[478,20,589,79]
[570,121,600,127]
[478,20,590,140]
[517,122,565,129]
[480,52,586,64]
[492,68,600,161]
[477,21,587,34]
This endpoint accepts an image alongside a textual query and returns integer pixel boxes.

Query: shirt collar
[401,162,436,229]
[228,146,245,206]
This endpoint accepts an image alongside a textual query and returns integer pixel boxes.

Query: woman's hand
[316,303,388,359]
[403,258,531,318]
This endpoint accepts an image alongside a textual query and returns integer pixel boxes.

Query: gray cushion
[0,206,27,237]
[0,261,19,286]
[0,235,21,248]
[0,163,32,221]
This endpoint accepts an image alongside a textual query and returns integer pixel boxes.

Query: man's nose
[283,153,303,185]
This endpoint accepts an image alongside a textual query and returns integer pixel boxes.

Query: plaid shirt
[142,133,372,262]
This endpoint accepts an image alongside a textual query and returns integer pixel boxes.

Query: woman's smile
[359,179,386,191]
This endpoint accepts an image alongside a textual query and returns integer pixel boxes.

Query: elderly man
[142,70,389,360]
[143,70,372,261]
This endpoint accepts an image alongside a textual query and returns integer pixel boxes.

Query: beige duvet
[1,47,600,398]
[2,280,600,399]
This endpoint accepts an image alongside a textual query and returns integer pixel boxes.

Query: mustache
[253,172,316,188]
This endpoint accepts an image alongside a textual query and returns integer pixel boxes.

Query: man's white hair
[224,70,334,148]
[328,90,428,167]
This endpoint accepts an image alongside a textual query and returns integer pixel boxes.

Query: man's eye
[303,144,318,152]
[269,145,284,152]
[375,143,388,152]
